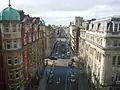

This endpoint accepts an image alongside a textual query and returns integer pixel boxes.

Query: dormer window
[92,24,94,29]
[114,23,118,32]
[97,23,100,30]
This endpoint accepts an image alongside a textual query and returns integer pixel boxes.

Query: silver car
[56,78,61,84]
[70,74,76,83]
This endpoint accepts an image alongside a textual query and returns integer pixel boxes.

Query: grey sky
[0,0,120,25]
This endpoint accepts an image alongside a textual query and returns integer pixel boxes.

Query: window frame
[117,56,120,66]
[6,40,11,49]
[113,40,118,46]
[10,85,14,90]
[15,70,19,79]
[16,84,20,90]
[13,40,17,49]
[7,57,12,65]
[114,23,118,32]
[9,71,13,80]
[116,73,120,82]
[14,56,18,65]
[112,56,116,66]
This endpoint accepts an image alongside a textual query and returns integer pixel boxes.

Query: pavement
[38,76,47,90]
[45,66,68,90]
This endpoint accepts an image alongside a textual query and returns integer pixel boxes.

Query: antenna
[41,16,42,20]
[8,0,11,7]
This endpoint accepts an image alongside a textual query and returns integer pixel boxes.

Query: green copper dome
[0,13,2,20]
[40,19,45,25]
[1,7,20,21]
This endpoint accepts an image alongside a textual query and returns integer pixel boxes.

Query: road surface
[44,66,89,90]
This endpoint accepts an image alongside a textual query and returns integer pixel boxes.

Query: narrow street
[42,33,89,90]
[51,39,72,59]
[44,66,89,90]
[37,29,89,90]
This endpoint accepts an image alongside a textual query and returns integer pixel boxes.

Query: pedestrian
[71,58,75,62]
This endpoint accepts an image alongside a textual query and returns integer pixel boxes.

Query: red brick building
[0,4,46,90]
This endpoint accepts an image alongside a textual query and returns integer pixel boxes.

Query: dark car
[50,57,57,60]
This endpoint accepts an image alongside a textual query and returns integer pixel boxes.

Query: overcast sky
[0,0,120,25]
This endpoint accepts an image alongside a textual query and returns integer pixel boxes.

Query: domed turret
[1,7,20,21]
[41,19,45,25]
[0,13,2,20]
[40,19,45,25]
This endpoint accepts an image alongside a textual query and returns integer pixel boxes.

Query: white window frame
[16,84,20,90]
[15,70,20,79]
[24,34,27,45]
[13,40,17,49]
[112,56,116,66]
[14,57,18,65]
[18,57,22,64]
[10,85,14,90]
[28,34,32,43]
[114,23,118,32]
[9,71,13,80]
[7,57,12,65]
[117,56,120,66]
[113,40,118,46]
[6,40,11,49]
[116,73,120,82]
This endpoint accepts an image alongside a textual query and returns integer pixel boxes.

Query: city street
[51,39,72,59]
[43,65,89,90]
[42,30,89,90]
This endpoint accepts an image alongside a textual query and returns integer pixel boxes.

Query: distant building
[0,3,46,90]
[75,16,84,27]
[69,24,76,53]
[79,16,120,90]
[69,17,83,55]
[45,25,56,58]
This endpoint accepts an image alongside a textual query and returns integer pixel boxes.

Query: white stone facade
[79,16,120,90]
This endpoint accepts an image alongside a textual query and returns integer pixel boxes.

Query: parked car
[70,74,76,83]
[56,78,61,84]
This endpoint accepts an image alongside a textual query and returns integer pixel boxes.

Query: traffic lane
[51,40,72,59]
[53,74,66,90]
[45,67,67,90]
[53,66,68,90]
[45,82,54,90]
[67,81,77,90]
[66,67,89,90]
[45,66,68,90]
